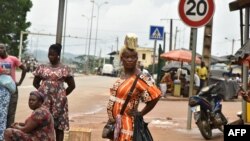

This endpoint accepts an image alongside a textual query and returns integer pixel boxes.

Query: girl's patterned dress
[33,64,73,131]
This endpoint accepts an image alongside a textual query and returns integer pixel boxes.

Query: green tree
[0,0,33,56]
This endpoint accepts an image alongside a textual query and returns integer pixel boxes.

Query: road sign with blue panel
[150,26,164,40]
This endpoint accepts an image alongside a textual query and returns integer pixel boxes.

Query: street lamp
[82,15,96,55]
[82,14,91,56]
[86,0,95,74]
[225,37,240,55]
[82,14,96,73]
[82,14,90,73]
[93,1,108,58]
[34,29,45,59]
[19,31,30,60]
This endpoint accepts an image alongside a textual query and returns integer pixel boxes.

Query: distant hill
[25,49,79,63]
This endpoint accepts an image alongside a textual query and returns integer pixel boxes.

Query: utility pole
[169,19,173,51]
[116,37,119,52]
[56,0,65,44]
[86,0,95,74]
[202,19,213,74]
[174,26,178,50]
[160,18,180,51]
[232,39,235,55]
[163,32,166,52]
[62,0,68,63]
[98,48,102,67]
[225,37,240,55]
[242,7,250,123]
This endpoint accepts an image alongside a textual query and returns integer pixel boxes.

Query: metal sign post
[187,28,198,129]
[149,26,164,75]
[152,40,157,74]
[178,0,215,130]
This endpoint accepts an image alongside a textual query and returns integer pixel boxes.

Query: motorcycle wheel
[197,120,212,140]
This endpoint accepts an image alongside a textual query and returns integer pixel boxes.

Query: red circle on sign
[178,0,215,28]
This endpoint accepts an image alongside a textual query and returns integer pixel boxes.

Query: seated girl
[4,91,55,141]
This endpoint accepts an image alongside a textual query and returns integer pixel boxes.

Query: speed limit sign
[178,0,215,28]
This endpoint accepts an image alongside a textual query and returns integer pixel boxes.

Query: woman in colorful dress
[106,33,161,141]
[4,91,55,141]
[32,43,75,141]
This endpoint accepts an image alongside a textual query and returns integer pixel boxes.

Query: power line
[28,32,94,40]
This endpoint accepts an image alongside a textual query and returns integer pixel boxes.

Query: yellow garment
[197,66,208,80]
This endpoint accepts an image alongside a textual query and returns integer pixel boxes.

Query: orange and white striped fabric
[107,73,161,141]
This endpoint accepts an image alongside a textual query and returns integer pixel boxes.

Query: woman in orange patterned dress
[106,33,161,141]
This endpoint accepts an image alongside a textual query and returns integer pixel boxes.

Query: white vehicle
[102,64,114,76]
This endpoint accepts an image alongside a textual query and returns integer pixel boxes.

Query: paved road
[15,72,242,141]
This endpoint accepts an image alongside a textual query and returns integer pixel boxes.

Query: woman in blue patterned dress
[0,86,11,141]
[0,73,16,141]
[32,43,75,141]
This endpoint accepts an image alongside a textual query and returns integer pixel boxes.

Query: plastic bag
[0,74,16,93]
[133,114,153,141]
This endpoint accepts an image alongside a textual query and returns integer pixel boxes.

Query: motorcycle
[188,82,228,140]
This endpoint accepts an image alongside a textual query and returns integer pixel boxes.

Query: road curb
[160,96,189,101]
[160,96,242,102]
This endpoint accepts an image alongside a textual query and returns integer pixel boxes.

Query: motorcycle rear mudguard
[189,96,212,109]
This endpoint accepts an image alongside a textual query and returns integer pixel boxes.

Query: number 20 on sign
[178,0,215,28]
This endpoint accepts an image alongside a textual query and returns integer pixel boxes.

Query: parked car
[102,64,114,76]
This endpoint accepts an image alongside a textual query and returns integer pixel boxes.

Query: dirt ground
[66,98,241,141]
[15,73,242,141]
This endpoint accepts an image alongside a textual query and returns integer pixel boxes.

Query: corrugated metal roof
[234,39,250,61]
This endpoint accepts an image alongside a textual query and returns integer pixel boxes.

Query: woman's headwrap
[30,91,45,102]
[124,33,138,50]
[120,33,138,59]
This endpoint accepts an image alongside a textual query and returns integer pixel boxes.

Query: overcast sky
[26,0,241,57]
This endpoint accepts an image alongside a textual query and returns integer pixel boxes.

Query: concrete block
[68,127,91,141]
